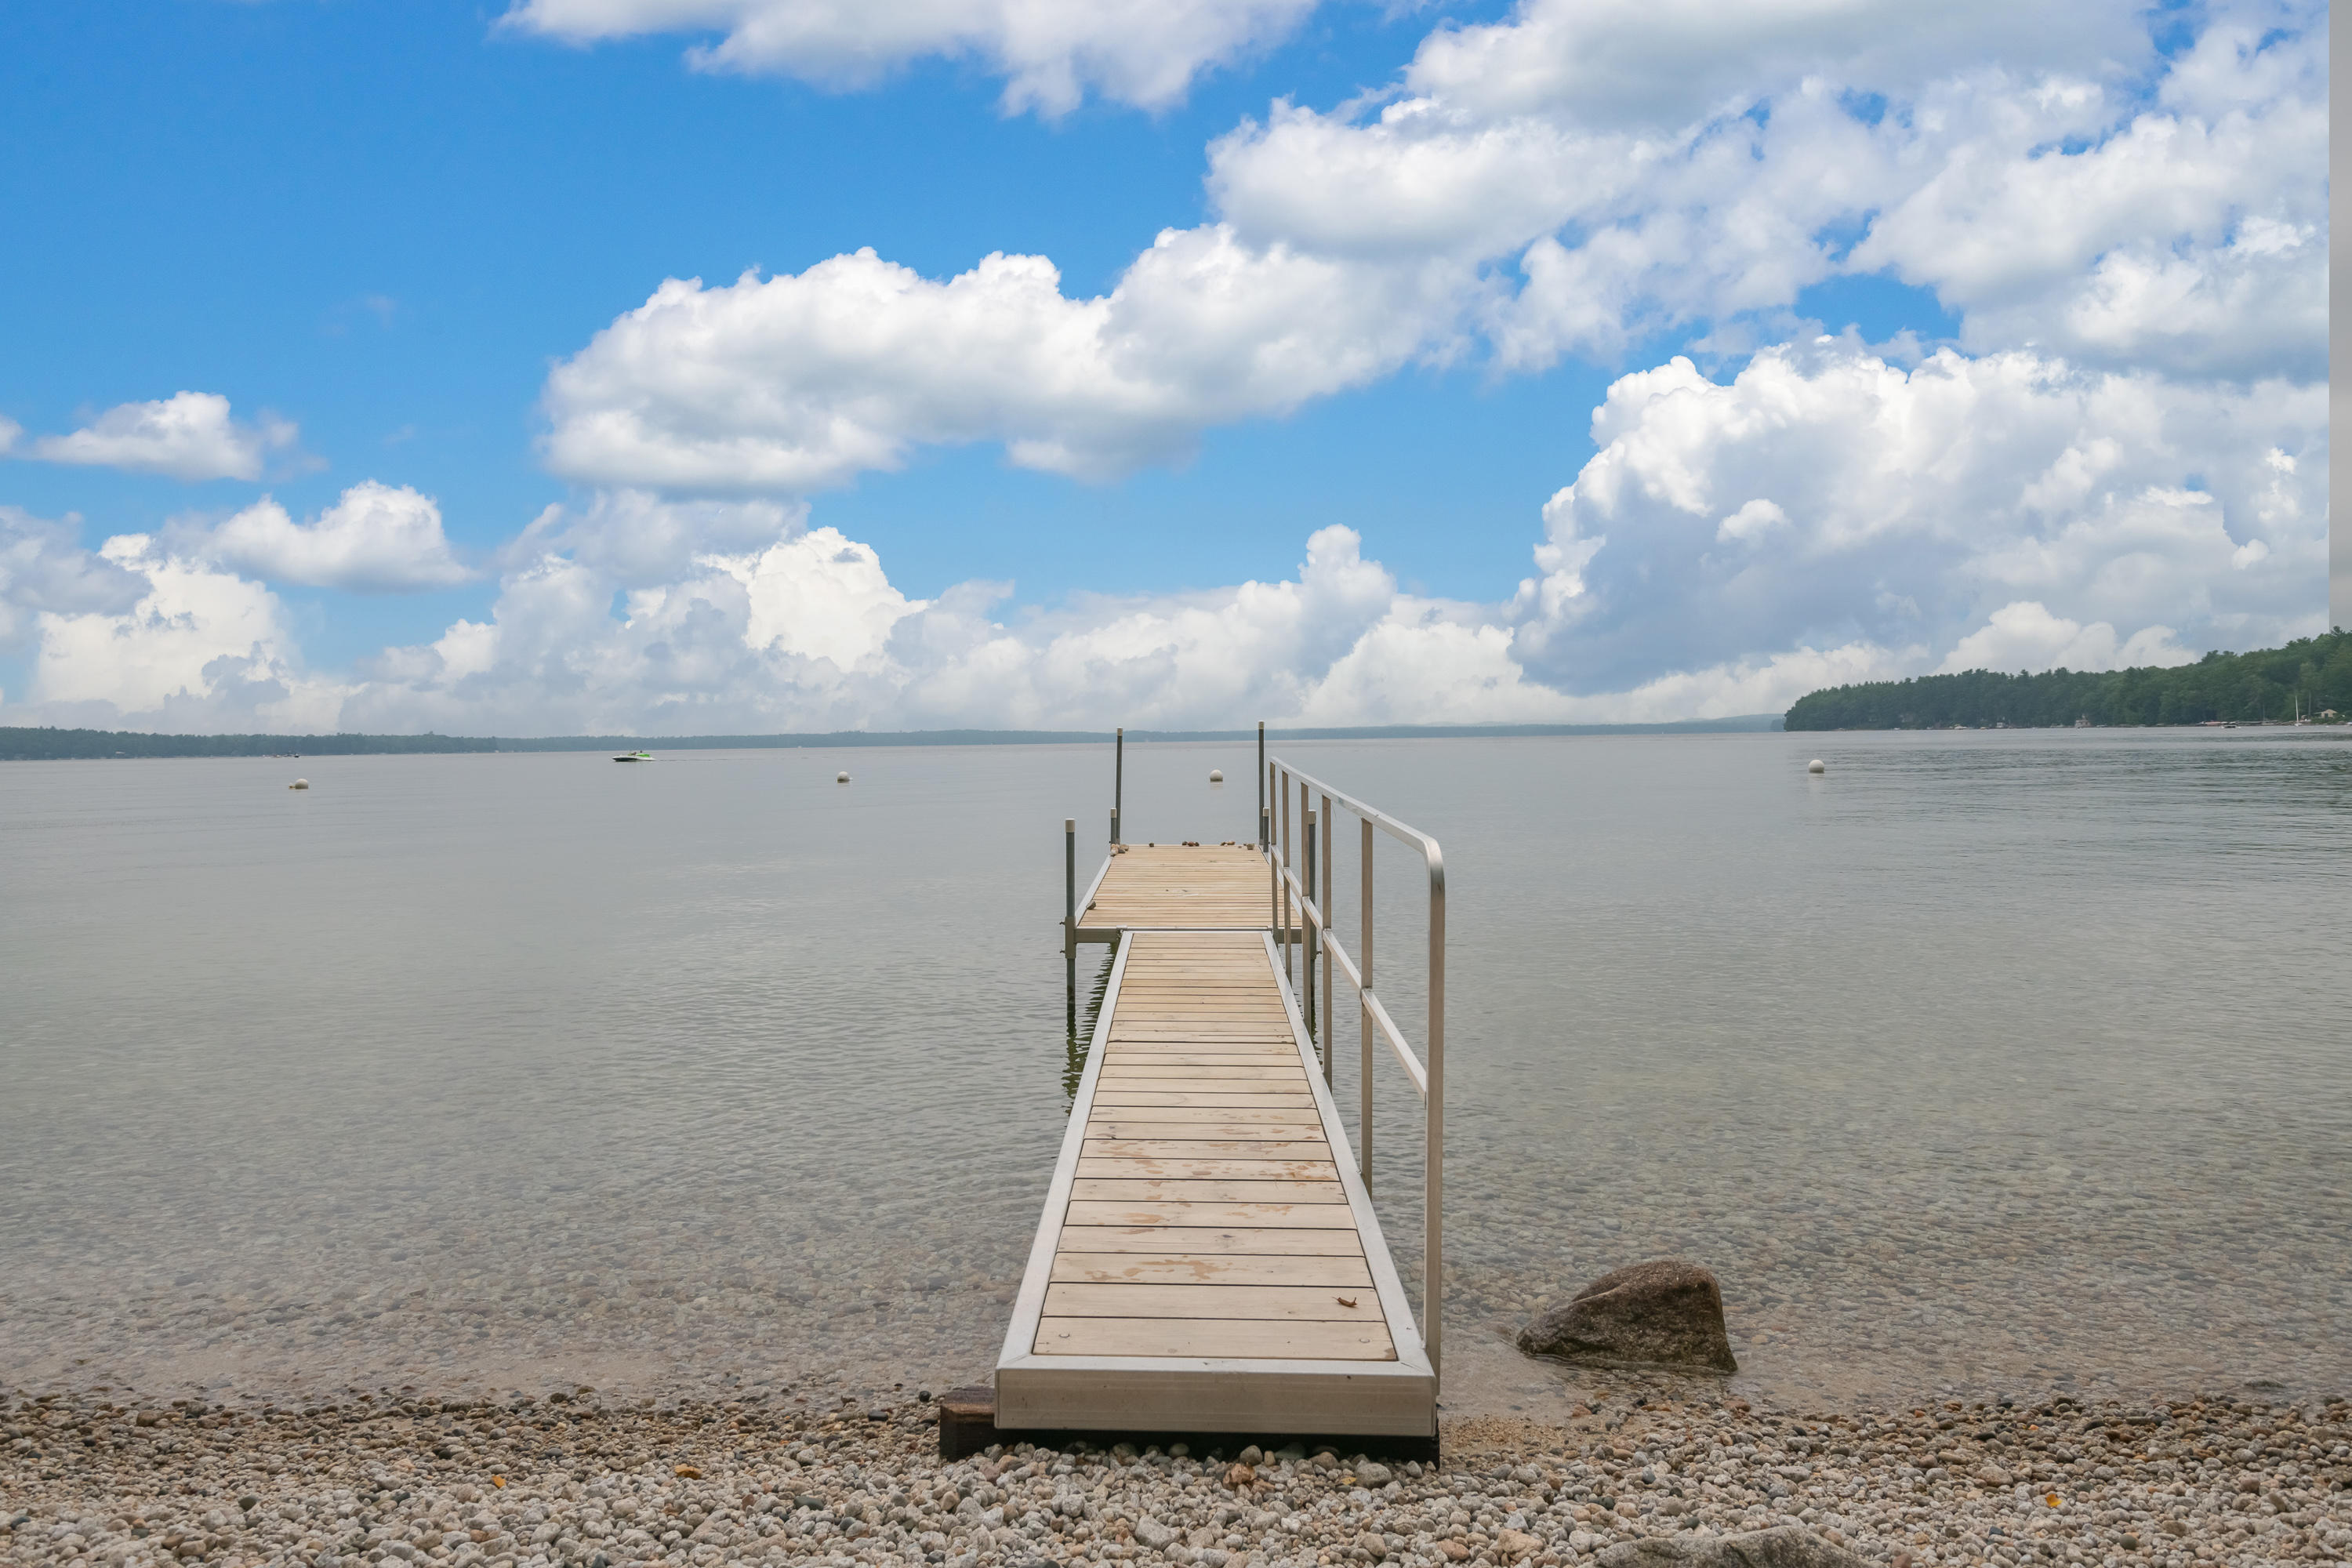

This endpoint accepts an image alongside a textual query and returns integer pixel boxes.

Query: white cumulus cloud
[499,0,1316,115]
[1399,0,2147,129]
[1935,600,2191,674]
[0,505,147,653]
[194,481,474,593]
[24,392,300,482]
[540,238,1461,491]
[1512,340,2326,693]
[28,535,345,730]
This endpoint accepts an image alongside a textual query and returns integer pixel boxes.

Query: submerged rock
[1516,1258,1738,1372]
[1595,1526,1869,1566]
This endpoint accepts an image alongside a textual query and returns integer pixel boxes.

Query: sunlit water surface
[2,730,2346,1417]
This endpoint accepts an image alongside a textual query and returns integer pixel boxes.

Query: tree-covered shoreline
[1785,630,2352,730]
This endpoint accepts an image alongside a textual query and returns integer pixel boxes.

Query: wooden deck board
[1048,1252,1374,1287]
[1052,1224,1367,1255]
[998,920,1432,1437]
[1033,1316,1396,1360]
[1077,1147,1327,1161]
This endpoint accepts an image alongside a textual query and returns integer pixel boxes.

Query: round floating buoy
[289,778,310,790]
[837,771,850,783]
[1807,758,1827,774]
[1209,769,1224,782]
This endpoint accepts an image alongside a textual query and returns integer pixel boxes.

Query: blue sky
[0,0,2329,732]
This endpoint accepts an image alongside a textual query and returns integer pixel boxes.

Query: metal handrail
[1263,750,1446,1389]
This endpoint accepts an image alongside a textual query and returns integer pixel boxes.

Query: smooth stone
[1517,1258,1738,1372]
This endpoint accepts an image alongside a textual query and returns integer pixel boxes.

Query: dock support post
[1305,809,1321,1069]
[1264,806,1275,936]
[1428,849,1445,1392]
[1281,771,1294,982]
[1064,817,1077,1033]
[1255,720,1265,844]
[1321,789,1334,1093]
[1360,817,1374,1191]
[1113,728,1123,844]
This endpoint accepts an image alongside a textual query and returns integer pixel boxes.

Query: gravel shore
[5,1387,2344,1568]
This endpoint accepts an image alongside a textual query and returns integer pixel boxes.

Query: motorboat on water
[613,750,653,761]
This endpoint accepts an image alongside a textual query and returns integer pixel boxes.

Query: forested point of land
[1784,629,2352,730]
[0,716,1783,760]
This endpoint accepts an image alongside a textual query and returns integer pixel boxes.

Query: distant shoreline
[0,716,1784,761]
[1785,629,2350,730]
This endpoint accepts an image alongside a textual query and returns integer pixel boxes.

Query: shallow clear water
[1,731,2346,1416]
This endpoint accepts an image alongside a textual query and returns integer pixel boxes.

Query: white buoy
[1807,758,1826,774]
[289,778,310,790]
[837,771,850,783]
[1209,769,1224,782]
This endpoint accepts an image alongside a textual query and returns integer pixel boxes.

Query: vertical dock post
[1427,848,1445,1388]
[1321,789,1334,1091]
[1305,809,1321,1070]
[1255,720,1265,844]
[1359,817,1374,1191]
[1263,806,1275,933]
[1064,817,1077,1033]
[1113,728,1123,844]
[1280,770,1294,982]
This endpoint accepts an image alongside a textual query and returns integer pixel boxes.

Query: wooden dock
[996,779,1443,1445]
[1071,843,1268,940]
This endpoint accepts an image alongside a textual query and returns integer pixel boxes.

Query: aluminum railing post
[1425,845,1446,1392]
[1360,815,1374,1192]
[1321,789,1334,1098]
[1263,806,1275,935]
[1305,809,1321,1070]
[1113,728,1123,844]
[1280,769,1294,982]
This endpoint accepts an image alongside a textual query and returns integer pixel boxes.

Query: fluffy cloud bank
[15,393,299,482]
[537,3,2324,493]
[8,336,2323,731]
[5,525,343,731]
[1515,341,2324,693]
[501,0,1315,114]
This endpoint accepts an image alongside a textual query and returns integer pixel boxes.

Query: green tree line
[1785,629,2352,730]
[0,728,505,760]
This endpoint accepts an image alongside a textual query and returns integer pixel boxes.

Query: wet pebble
[2,1387,2345,1568]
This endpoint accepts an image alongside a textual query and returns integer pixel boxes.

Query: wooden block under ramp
[937,1385,997,1461]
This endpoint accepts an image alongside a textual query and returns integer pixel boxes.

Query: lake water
[2,730,2347,1418]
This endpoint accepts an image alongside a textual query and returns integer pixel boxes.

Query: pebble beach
[5,1387,2345,1568]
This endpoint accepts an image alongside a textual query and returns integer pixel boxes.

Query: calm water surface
[2,731,2346,1417]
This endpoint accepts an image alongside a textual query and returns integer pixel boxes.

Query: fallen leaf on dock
[1336,1296,1357,1308]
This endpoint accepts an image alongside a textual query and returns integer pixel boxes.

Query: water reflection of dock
[986,742,1444,1453]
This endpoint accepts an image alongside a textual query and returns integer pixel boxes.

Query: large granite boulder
[1595,1526,1868,1566]
[1516,1259,1737,1372]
